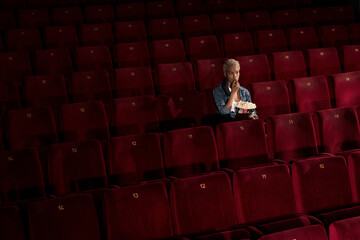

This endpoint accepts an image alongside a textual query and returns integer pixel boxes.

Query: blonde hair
[223,59,240,76]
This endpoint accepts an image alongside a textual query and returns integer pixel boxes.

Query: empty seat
[111,96,159,136]
[272,9,302,29]
[348,152,360,202]
[103,182,173,240]
[146,0,175,19]
[148,18,181,41]
[71,71,112,104]
[60,101,110,142]
[115,20,147,43]
[236,54,271,89]
[205,0,234,14]
[164,126,218,177]
[187,35,221,62]
[170,172,251,238]
[300,7,332,26]
[114,67,155,98]
[115,2,146,21]
[84,4,115,23]
[287,27,319,51]
[176,0,204,16]
[272,50,307,82]
[307,47,341,77]
[51,6,84,25]
[249,80,291,120]
[0,206,26,240]
[114,42,150,68]
[222,32,254,58]
[17,8,50,28]
[318,25,349,48]
[258,225,328,240]
[0,51,32,84]
[216,119,270,169]
[342,45,360,72]
[150,39,186,65]
[0,78,21,113]
[349,23,360,45]
[23,75,68,108]
[0,149,45,203]
[155,62,196,95]
[8,107,58,150]
[243,11,272,33]
[196,58,225,91]
[6,28,42,52]
[47,140,107,194]
[329,5,355,25]
[44,25,79,50]
[0,10,16,30]
[27,194,101,240]
[290,76,331,113]
[75,46,113,74]
[79,22,114,46]
[313,107,360,154]
[181,15,212,38]
[212,13,242,36]
[255,29,288,55]
[330,71,360,107]
[107,134,165,186]
[266,112,318,161]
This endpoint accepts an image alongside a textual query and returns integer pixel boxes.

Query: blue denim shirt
[213,79,257,118]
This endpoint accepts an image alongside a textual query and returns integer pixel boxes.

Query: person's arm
[225,80,240,111]
[213,87,231,115]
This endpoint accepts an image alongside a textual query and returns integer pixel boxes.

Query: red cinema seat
[205,0,234,14]
[75,46,113,74]
[307,47,341,77]
[330,71,360,108]
[212,13,243,36]
[114,67,155,98]
[329,5,355,25]
[79,22,114,47]
[342,45,360,72]
[196,58,225,91]
[0,206,26,240]
[181,15,212,38]
[115,2,146,21]
[111,96,159,136]
[216,119,270,169]
[148,18,181,41]
[146,0,175,19]
[71,70,112,104]
[348,152,360,202]
[107,133,165,186]
[17,8,50,28]
[243,10,272,33]
[255,29,288,55]
[300,7,332,26]
[290,76,331,113]
[287,27,319,51]
[27,194,101,240]
[222,32,254,58]
[8,107,58,150]
[115,20,147,43]
[0,78,21,113]
[318,25,349,48]
[258,225,328,240]
[47,140,107,194]
[150,39,186,65]
[114,42,150,68]
[175,0,204,16]
[349,23,360,45]
[0,51,32,84]
[0,149,45,203]
[6,28,42,53]
[164,126,218,177]
[187,35,222,62]
[236,54,271,89]
[60,101,110,142]
[0,10,16,30]
[272,50,307,83]
[51,6,84,25]
[84,4,115,23]
[272,9,302,29]
[266,112,318,161]
[44,26,79,50]
[249,80,291,120]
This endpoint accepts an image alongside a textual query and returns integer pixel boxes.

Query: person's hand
[249,113,259,119]
[231,80,240,92]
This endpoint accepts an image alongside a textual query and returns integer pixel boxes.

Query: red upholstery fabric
[6,28,42,52]
[155,62,196,95]
[318,25,349,48]
[330,71,360,107]
[115,2,146,21]
[71,70,112,104]
[84,4,115,23]
[236,54,271,89]
[114,67,154,98]
[329,5,355,24]
[146,0,175,19]
[307,47,341,77]
[0,148,45,203]
[222,32,254,58]
[266,112,318,161]
[272,50,307,83]
[150,39,186,65]
[60,101,110,142]
[27,194,101,240]
[300,7,332,26]
[51,6,84,26]
[17,8,50,28]
[181,15,212,38]
[272,9,302,29]
[0,10,16,30]
[329,216,360,240]
[348,152,360,202]
[44,25,79,50]
[0,206,26,240]
[187,35,221,62]
[104,182,173,240]
[342,45,360,72]
[8,107,58,150]
[23,75,68,108]
[164,126,218,177]
[290,75,331,113]
[287,26,319,51]
[212,13,242,36]
[176,0,204,16]
[254,29,288,55]
[194,228,250,240]
[47,140,107,194]
[349,23,360,45]
[243,11,272,33]
[196,58,225,91]
[114,42,150,68]
[249,80,291,120]
[258,225,328,240]
[205,0,233,14]
[115,20,147,43]
[75,46,113,74]
[216,119,270,169]
[148,18,181,41]
[108,133,165,186]
[170,172,238,236]
[313,107,360,154]
[0,78,21,113]
[111,96,159,136]
[79,22,114,46]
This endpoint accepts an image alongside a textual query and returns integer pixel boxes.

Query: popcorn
[235,101,256,110]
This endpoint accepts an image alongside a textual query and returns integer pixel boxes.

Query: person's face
[226,65,240,83]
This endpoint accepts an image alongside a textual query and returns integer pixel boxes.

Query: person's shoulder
[239,86,250,93]
[213,82,223,94]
